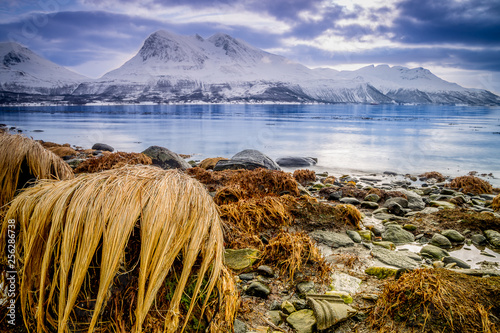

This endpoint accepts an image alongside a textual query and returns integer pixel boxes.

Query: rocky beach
[1,127,500,333]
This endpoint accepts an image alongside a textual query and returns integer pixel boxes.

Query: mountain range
[1,30,499,105]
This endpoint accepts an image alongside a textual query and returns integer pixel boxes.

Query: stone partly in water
[443,256,471,269]
[484,230,500,248]
[142,145,191,170]
[286,309,317,333]
[471,234,488,246]
[381,224,415,244]
[310,230,355,248]
[276,156,317,167]
[224,248,260,271]
[214,149,281,171]
[92,142,114,152]
[430,233,452,248]
[441,229,465,243]
[420,244,449,260]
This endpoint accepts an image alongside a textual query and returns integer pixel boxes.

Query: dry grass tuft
[0,134,74,207]
[0,165,236,333]
[48,146,78,158]
[419,171,446,182]
[333,204,363,229]
[369,268,500,332]
[187,167,300,197]
[199,157,228,170]
[448,175,493,194]
[260,231,331,283]
[492,194,500,211]
[293,169,316,186]
[74,151,152,173]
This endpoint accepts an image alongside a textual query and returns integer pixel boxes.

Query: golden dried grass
[260,231,331,282]
[0,165,236,333]
[448,175,493,194]
[74,151,152,173]
[293,169,316,186]
[0,134,74,207]
[369,268,500,332]
[48,146,78,158]
[333,204,362,229]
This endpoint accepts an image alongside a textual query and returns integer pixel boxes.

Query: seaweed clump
[293,169,316,186]
[448,175,493,195]
[492,194,500,211]
[369,268,500,332]
[419,171,446,182]
[333,204,363,229]
[74,151,152,173]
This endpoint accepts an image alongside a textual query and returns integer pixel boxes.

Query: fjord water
[1,104,499,185]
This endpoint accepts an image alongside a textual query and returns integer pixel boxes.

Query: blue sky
[1,0,499,94]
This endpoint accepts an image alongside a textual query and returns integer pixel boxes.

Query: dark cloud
[393,0,500,46]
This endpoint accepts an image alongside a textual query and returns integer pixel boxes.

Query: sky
[1,0,499,94]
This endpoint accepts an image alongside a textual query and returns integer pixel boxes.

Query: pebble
[257,265,274,277]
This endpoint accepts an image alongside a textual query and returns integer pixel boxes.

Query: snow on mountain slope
[0,42,88,94]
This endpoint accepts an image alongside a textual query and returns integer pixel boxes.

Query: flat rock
[340,197,360,205]
[330,272,362,294]
[429,201,456,210]
[365,266,398,279]
[224,248,260,271]
[371,247,420,269]
[381,224,415,244]
[214,149,280,171]
[310,230,354,248]
[286,309,317,333]
[443,256,471,269]
[92,142,114,152]
[276,156,317,167]
[142,145,191,170]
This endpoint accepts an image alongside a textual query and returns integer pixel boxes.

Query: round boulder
[92,143,114,152]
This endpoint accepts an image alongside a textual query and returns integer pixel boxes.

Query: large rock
[276,156,317,167]
[430,233,452,248]
[381,224,415,244]
[371,247,420,269]
[224,248,260,271]
[484,230,500,248]
[310,230,354,248]
[441,229,465,243]
[286,309,316,333]
[142,146,191,170]
[214,149,281,171]
[92,142,114,152]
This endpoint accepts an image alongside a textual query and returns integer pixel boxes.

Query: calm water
[1,104,500,185]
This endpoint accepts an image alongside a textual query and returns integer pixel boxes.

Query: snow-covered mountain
[1,31,499,105]
[0,42,88,96]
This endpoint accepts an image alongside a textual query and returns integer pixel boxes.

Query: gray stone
[282,300,297,314]
[214,149,280,171]
[286,309,316,333]
[371,247,420,269]
[381,224,415,244]
[429,201,456,210]
[441,188,456,195]
[142,145,191,170]
[268,310,283,326]
[340,197,360,205]
[364,193,380,202]
[239,273,256,281]
[399,189,426,211]
[276,156,317,167]
[480,194,497,200]
[484,230,500,248]
[310,230,355,248]
[234,319,248,333]
[256,265,274,277]
[293,299,308,310]
[91,142,114,152]
[384,197,409,208]
[430,234,452,248]
[361,201,379,209]
[441,229,465,243]
[471,234,488,246]
[443,256,471,269]
[328,190,343,201]
[330,272,362,294]
[296,281,315,295]
[385,201,404,216]
[346,230,362,243]
[246,281,271,298]
[420,244,449,260]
